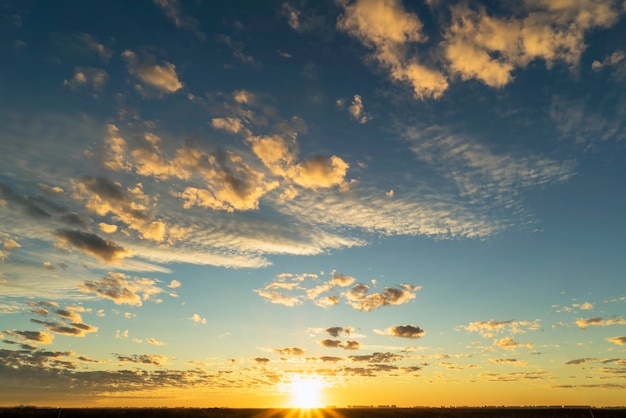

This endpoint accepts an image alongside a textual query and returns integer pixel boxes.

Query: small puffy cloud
[274,347,304,356]
[490,358,527,367]
[337,0,448,99]
[79,272,163,306]
[122,50,183,94]
[606,336,626,345]
[318,339,361,350]
[375,325,425,339]
[348,94,371,124]
[167,279,181,289]
[345,283,419,311]
[5,330,54,345]
[579,302,594,311]
[3,239,20,251]
[38,183,64,194]
[331,274,356,287]
[494,337,534,350]
[146,338,165,346]
[565,357,597,365]
[252,357,270,364]
[291,155,349,190]
[592,50,625,71]
[63,67,108,91]
[189,313,206,324]
[325,326,354,338]
[77,33,112,62]
[55,229,130,263]
[98,222,118,234]
[211,117,245,134]
[575,316,626,329]
[314,296,340,308]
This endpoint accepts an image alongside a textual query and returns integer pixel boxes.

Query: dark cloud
[377,325,425,338]
[566,357,598,365]
[348,352,404,363]
[252,357,270,364]
[273,347,304,356]
[115,354,170,366]
[0,183,51,219]
[5,330,54,345]
[30,318,98,337]
[343,340,361,350]
[319,339,343,348]
[55,229,130,262]
[346,284,418,311]
[325,326,353,337]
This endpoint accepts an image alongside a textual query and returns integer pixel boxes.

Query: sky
[1,0,626,409]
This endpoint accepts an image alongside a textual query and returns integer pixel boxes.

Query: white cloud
[348,94,371,124]
[190,313,207,324]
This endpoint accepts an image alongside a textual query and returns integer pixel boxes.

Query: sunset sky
[1,0,626,409]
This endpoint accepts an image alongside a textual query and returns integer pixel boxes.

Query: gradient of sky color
[1,0,626,409]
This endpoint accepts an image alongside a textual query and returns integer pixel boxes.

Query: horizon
[1,0,626,409]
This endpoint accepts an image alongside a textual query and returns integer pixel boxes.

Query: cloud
[606,336,626,345]
[565,357,597,365]
[189,314,206,324]
[592,50,625,71]
[217,35,261,68]
[30,318,98,338]
[337,0,448,99]
[375,325,425,339]
[121,50,183,94]
[63,67,108,91]
[273,347,304,356]
[489,358,528,367]
[77,33,112,62]
[319,339,360,350]
[152,0,204,39]
[3,239,20,251]
[325,327,355,338]
[442,1,621,88]
[167,279,181,289]
[348,94,371,124]
[254,289,301,307]
[73,175,167,242]
[575,316,626,329]
[493,337,534,350]
[55,229,130,263]
[79,272,164,306]
[146,338,165,346]
[115,354,171,366]
[348,352,403,363]
[345,283,420,311]
[4,330,54,345]
[211,117,245,134]
[252,357,270,364]
[459,319,541,338]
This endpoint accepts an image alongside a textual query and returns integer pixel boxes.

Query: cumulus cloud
[63,67,108,91]
[254,289,301,307]
[55,229,130,263]
[189,314,207,324]
[345,283,420,311]
[5,330,54,345]
[443,1,621,88]
[576,316,626,328]
[375,324,425,339]
[319,339,361,350]
[459,319,540,338]
[348,94,371,124]
[274,347,304,356]
[337,0,448,99]
[325,326,355,338]
[122,50,183,95]
[73,175,167,242]
[494,337,534,350]
[606,336,626,345]
[146,338,165,346]
[211,117,245,134]
[79,272,164,306]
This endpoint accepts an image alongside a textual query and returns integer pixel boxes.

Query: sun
[289,375,325,408]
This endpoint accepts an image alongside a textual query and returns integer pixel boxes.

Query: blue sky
[1,0,626,408]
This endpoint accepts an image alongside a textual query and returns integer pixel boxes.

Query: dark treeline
[1,408,625,418]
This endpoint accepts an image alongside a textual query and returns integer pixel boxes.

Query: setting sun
[288,375,325,409]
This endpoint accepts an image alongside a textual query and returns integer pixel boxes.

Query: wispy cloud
[575,316,626,329]
[459,319,540,338]
[79,273,165,306]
